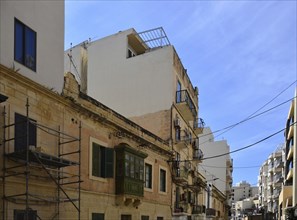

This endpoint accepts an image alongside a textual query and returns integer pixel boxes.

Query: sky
[65,0,297,186]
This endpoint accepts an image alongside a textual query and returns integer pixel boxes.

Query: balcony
[273,173,283,184]
[172,165,189,184]
[286,169,293,181]
[287,124,294,140]
[273,159,283,172]
[287,146,294,161]
[273,189,281,200]
[176,90,197,121]
[193,149,203,161]
[174,201,189,215]
[193,118,205,135]
[268,162,274,172]
[175,133,192,148]
[192,205,204,214]
[206,208,216,217]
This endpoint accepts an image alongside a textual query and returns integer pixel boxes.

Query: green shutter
[92,143,100,177]
[105,148,114,178]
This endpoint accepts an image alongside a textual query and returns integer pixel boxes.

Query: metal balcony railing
[176,90,197,118]
[193,118,205,132]
[174,201,188,213]
[274,159,283,170]
[192,205,204,214]
[172,165,188,183]
[206,208,216,217]
[273,173,283,183]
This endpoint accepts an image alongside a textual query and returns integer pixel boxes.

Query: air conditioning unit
[174,118,181,127]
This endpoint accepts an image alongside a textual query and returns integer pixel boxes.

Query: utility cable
[201,122,294,161]
[200,164,261,169]
[198,96,294,147]
[198,80,296,139]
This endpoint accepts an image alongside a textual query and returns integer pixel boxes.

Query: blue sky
[65,1,297,186]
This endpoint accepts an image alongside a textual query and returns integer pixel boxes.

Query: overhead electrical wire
[201,122,295,161]
[198,96,295,147]
[200,164,261,169]
[198,80,297,140]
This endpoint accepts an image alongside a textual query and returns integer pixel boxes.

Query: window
[121,215,132,220]
[175,128,181,141]
[157,217,164,220]
[14,18,36,71]
[176,80,181,103]
[14,209,37,220]
[92,143,114,178]
[124,153,144,180]
[145,163,152,189]
[159,168,166,192]
[128,48,136,58]
[92,213,104,220]
[141,216,149,220]
[14,113,36,152]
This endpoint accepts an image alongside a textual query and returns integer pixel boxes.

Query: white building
[0,0,65,92]
[258,161,268,209]
[258,145,284,219]
[198,127,233,203]
[64,27,199,119]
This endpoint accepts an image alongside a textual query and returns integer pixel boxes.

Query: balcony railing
[176,90,197,120]
[193,118,205,135]
[274,159,283,170]
[273,173,283,183]
[206,208,216,217]
[192,205,204,214]
[172,165,188,183]
[174,201,188,214]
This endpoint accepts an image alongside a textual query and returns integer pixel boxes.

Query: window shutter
[105,148,114,178]
[92,143,100,177]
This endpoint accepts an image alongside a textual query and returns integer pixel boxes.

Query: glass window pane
[145,164,152,189]
[25,27,36,70]
[15,21,24,63]
[130,155,134,178]
[160,169,166,192]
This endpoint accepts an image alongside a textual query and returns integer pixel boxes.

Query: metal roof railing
[136,27,170,49]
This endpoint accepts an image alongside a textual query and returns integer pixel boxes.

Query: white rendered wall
[199,127,230,196]
[65,29,174,117]
[0,0,65,92]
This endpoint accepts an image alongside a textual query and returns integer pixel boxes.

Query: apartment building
[65,27,215,220]
[258,145,284,218]
[279,95,297,219]
[230,181,258,217]
[197,127,233,219]
[0,1,174,219]
[258,161,268,210]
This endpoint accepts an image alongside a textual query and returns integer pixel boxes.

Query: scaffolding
[1,99,81,220]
